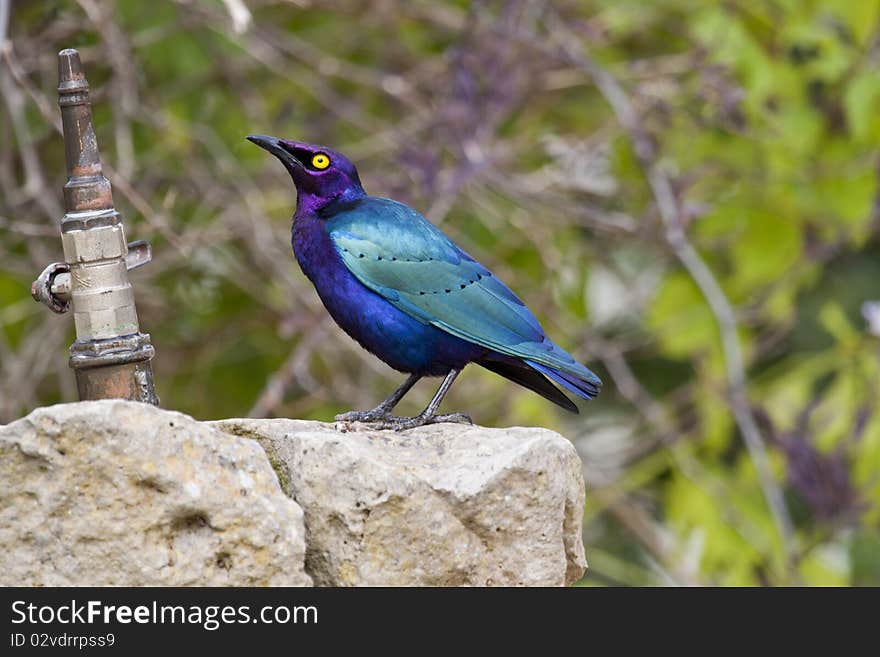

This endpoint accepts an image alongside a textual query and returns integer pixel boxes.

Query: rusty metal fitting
[57,49,114,212]
[69,333,159,405]
[32,240,154,315]
[62,220,139,341]
[32,262,71,314]
[30,48,158,405]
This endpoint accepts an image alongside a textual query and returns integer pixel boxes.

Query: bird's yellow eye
[311,153,330,170]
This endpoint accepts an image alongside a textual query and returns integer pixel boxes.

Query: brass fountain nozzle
[31,49,158,404]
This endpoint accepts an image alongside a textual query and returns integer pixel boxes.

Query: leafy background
[1,0,879,585]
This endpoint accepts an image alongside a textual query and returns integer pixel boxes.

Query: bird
[248,135,602,430]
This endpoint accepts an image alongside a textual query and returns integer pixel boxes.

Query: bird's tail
[478,357,579,413]
[524,359,602,401]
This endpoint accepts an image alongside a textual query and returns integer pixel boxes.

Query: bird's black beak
[247,134,303,168]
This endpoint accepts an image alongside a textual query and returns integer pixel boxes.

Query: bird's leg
[335,373,421,422]
[392,368,473,430]
[345,368,472,431]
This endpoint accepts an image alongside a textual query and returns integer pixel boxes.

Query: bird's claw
[432,412,473,426]
[334,409,392,423]
[336,411,473,432]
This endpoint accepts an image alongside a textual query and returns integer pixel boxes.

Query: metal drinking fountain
[31,49,158,404]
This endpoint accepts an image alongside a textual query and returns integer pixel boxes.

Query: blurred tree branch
[536,7,796,570]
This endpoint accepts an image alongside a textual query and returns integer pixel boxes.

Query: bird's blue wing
[325,197,600,390]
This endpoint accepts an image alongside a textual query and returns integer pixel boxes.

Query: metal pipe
[31,49,158,405]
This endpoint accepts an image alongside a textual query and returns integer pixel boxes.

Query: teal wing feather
[325,197,600,387]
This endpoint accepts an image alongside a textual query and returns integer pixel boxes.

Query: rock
[0,400,310,586]
[214,419,587,586]
[0,399,587,587]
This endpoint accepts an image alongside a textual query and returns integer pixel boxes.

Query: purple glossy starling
[248,135,601,430]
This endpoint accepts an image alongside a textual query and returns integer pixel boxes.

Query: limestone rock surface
[0,400,310,586]
[215,418,587,586]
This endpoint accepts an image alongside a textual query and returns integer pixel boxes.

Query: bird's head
[247,135,364,208]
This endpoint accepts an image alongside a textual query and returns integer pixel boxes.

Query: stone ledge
[0,401,310,586]
[214,418,587,586]
[0,401,587,586]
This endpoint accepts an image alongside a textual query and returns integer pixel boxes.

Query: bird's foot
[336,411,473,432]
[334,408,393,423]
[429,412,473,426]
[385,412,473,431]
